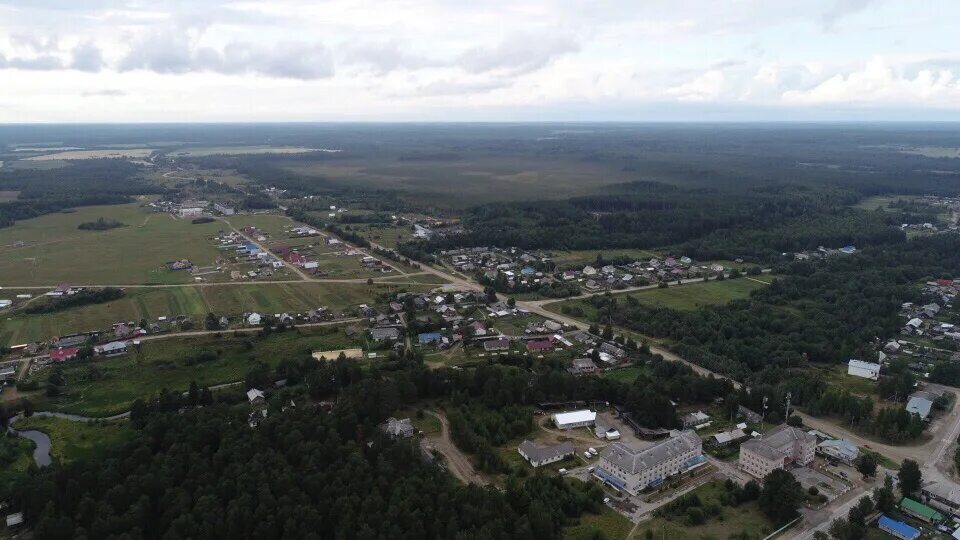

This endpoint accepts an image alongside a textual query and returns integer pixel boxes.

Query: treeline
[25,287,124,314]
[0,160,162,228]
[400,182,909,262]
[448,404,533,472]
[583,236,960,379]
[77,217,126,230]
[13,405,603,540]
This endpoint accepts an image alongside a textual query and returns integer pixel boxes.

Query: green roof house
[899,497,945,523]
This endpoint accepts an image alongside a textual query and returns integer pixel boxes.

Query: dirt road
[421,410,489,486]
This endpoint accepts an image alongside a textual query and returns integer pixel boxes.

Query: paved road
[421,410,489,486]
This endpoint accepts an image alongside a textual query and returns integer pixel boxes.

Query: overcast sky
[1,0,959,122]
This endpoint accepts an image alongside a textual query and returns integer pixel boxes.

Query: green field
[223,214,295,237]
[0,202,224,286]
[563,506,633,540]
[635,480,774,540]
[0,281,410,345]
[26,327,359,416]
[14,416,136,463]
[550,249,660,269]
[548,277,770,318]
[171,146,329,157]
[600,366,646,383]
[350,224,412,249]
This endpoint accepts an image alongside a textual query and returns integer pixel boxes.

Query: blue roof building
[521,266,536,275]
[878,515,919,540]
[418,332,442,345]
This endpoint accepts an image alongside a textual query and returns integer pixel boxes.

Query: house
[906,392,935,421]
[738,425,816,479]
[595,431,704,495]
[878,515,920,540]
[738,405,763,423]
[526,338,553,352]
[582,266,597,276]
[601,342,626,358]
[381,417,415,439]
[246,388,265,404]
[711,428,748,446]
[899,497,945,524]
[48,347,80,362]
[922,482,960,517]
[95,341,127,356]
[483,337,510,352]
[5,512,23,529]
[569,358,598,375]
[467,321,487,336]
[247,312,262,326]
[518,440,575,467]
[418,332,443,345]
[370,327,401,341]
[0,366,16,382]
[816,439,859,464]
[553,409,596,430]
[847,359,881,380]
[544,320,563,333]
[681,411,711,428]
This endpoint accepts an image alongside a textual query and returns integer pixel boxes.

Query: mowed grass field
[26,327,359,416]
[0,202,224,286]
[0,281,415,345]
[547,277,770,319]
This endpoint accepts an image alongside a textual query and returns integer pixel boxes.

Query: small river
[7,411,130,467]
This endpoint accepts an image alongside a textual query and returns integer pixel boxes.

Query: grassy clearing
[812,363,878,397]
[24,149,153,161]
[634,480,774,540]
[26,327,360,416]
[0,281,411,345]
[548,278,769,319]
[563,506,633,540]
[551,249,659,269]
[349,224,412,249]
[380,273,451,285]
[223,214,295,237]
[14,416,136,463]
[170,146,330,157]
[0,202,224,286]
[600,366,646,383]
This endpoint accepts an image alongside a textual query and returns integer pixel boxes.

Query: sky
[0,0,959,122]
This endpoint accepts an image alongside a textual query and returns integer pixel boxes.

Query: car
[603,497,611,504]
[558,468,567,474]
[587,466,595,473]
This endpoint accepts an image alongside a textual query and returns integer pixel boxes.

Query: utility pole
[784,392,792,423]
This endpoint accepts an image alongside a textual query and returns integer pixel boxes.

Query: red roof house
[49,347,80,362]
[526,338,554,352]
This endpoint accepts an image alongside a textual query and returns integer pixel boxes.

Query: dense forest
[0,160,162,228]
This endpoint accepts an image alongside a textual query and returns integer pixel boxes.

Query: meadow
[14,416,136,463]
[0,281,416,345]
[0,202,223,286]
[24,149,154,161]
[26,326,359,416]
[547,277,770,320]
[170,146,333,157]
[633,480,774,540]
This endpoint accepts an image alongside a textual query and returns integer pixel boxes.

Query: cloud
[821,0,880,30]
[342,41,439,74]
[782,57,960,105]
[666,70,726,102]
[70,42,104,72]
[118,26,334,79]
[458,34,579,76]
[10,33,60,52]
[416,77,512,96]
[0,53,63,70]
[82,89,126,97]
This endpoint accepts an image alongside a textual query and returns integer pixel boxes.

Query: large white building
[552,409,596,430]
[595,431,704,495]
[847,359,881,380]
[739,425,816,479]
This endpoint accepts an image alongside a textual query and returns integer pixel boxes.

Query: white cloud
[782,57,960,105]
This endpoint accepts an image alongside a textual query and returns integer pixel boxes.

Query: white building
[214,203,235,215]
[739,425,816,479]
[595,431,704,494]
[847,359,881,381]
[817,439,859,464]
[179,207,204,217]
[552,409,596,430]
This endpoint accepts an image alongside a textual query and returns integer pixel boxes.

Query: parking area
[792,466,850,501]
